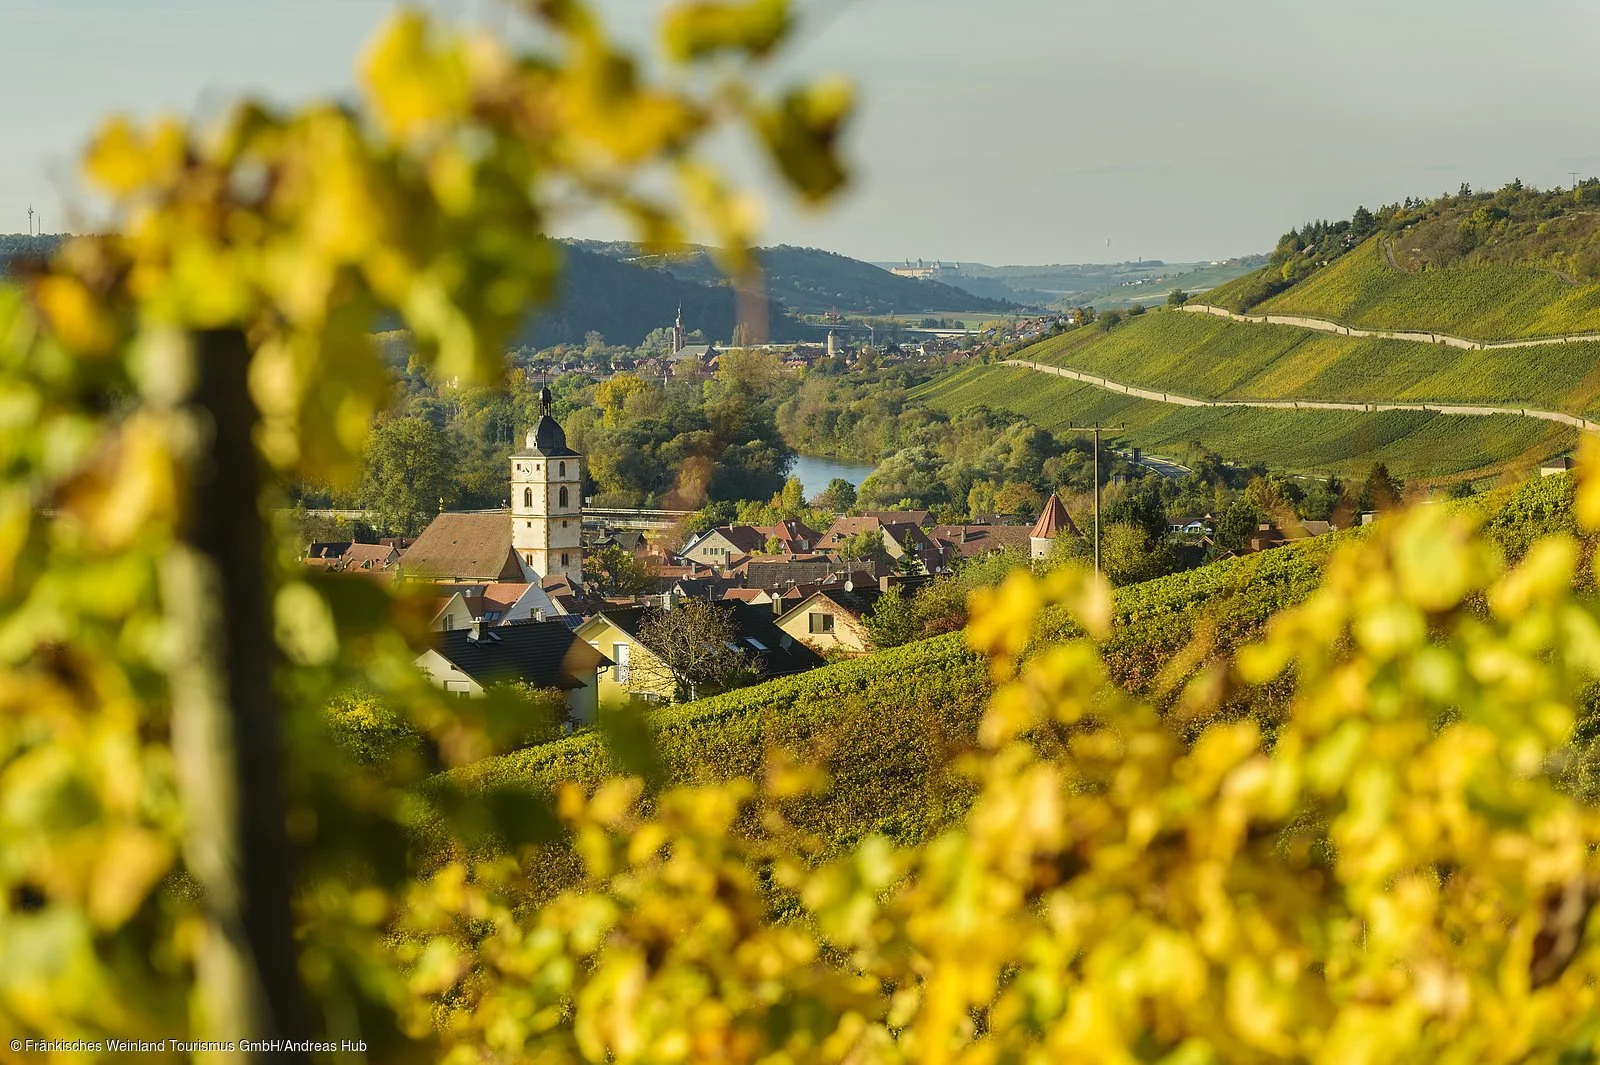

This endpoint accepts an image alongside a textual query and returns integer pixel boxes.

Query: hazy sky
[4,0,1599,264]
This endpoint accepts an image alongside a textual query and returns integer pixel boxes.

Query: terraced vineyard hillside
[913,361,1570,480]
[1013,310,1600,416]
[1205,240,1600,341]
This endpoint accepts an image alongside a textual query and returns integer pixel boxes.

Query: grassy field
[913,362,1574,480]
[1012,311,1600,416]
[1208,240,1600,341]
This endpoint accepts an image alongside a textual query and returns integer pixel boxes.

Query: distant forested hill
[577,241,1020,315]
[0,234,801,349]
[0,234,65,274]
[516,242,807,348]
[895,259,1267,310]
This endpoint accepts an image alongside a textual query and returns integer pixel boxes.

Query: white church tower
[511,386,583,585]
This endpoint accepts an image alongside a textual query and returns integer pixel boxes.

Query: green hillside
[445,474,1580,874]
[1218,240,1600,341]
[1204,181,1600,340]
[913,362,1572,480]
[1014,310,1600,416]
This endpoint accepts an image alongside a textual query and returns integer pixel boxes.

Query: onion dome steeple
[521,382,577,456]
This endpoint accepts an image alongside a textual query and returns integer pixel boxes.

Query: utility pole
[1572,171,1583,192]
[1064,424,1124,578]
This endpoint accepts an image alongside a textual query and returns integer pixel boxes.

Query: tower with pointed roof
[672,304,686,354]
[511,386,583,585]
[1029,492,1081,561]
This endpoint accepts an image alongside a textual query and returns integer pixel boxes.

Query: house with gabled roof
[416,618,612,724]
[930,523,1031,562]
[679,525,768,568]
[759,518,822,555]
[576,601,823,705]
[428,582,560,632]
[775,585,884,656]
[304,541,351,569]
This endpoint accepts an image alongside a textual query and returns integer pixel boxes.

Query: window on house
[561,552,570,566]
[443,615,454,630]
[808,613,834,634]
[613,642,630,684]
[456,690,471,700]
[559,486,569,508]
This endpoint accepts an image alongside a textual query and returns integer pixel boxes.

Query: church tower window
[559,486,569,508]
[523,487,533,509]
[559,461,566,477]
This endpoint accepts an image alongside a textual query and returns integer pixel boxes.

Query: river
[789,454,876,496]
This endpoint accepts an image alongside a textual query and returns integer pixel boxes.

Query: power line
[1062,424,1125,578]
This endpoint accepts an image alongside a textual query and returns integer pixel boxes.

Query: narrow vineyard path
[1179,302,1600,351]
[1000,359,1600,432]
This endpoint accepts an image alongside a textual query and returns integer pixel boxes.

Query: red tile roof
[1029,494,1081,540]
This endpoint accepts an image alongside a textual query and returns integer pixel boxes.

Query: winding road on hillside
[999,359,1600,432]
[1178,303,1600,351]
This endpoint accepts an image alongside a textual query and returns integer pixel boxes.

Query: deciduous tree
[362,415,456,535]
[636,599,761,700]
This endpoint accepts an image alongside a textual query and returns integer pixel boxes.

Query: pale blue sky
[4,0,1599,264]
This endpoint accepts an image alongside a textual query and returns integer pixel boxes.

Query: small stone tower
[511,386,583,585]
[672,304,686,354]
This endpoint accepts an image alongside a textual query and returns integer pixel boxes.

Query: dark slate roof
[826,586,884,617]
[782,584,884,621]
[592,602,823,680]
[308,541,352,559]
[431,620,610,690]
[595,529,646,553]
[514,415,579,458]
[740,557,837,590]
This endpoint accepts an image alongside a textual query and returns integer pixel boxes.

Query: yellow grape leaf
[661,0,790,62]
[34,275,115,356]
[362,11,471,140]
[87,826,175,929]
[83,115,186,197]
[754,79,853,203]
